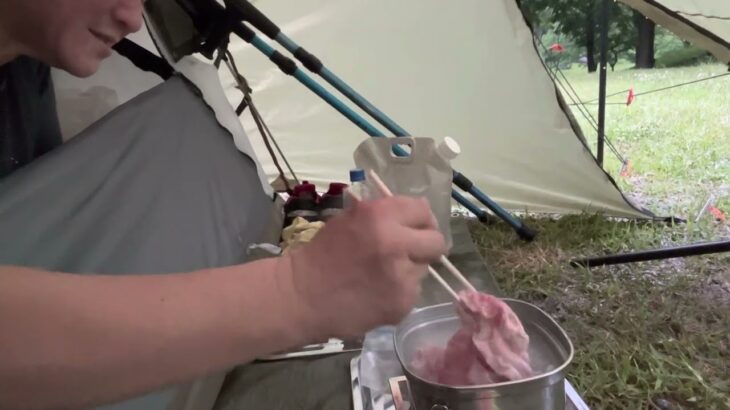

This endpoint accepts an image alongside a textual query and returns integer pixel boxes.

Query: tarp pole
[597,0,610,168]
[225,0,536,241]
[570,240,730,268]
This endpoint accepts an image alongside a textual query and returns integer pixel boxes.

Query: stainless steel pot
[394,300,573,410]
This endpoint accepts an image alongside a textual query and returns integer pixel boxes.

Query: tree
[634,11,656,68]
[521,0,637,72]
[605,2,636,71]
[585,6,597,72]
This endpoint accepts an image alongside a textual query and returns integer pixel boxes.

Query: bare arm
[0,196,445,410]
[0,256,314,410]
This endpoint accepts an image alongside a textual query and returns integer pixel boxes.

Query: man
[0,1,446,409]
[0,56,63,178]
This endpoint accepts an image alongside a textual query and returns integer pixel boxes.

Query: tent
[3,0,728,409]
[49,1,730,221]
[218,0,655,219]
[52,0,658,221]
[618,0,730,64]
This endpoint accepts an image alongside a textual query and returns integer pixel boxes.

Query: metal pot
[394,300,573,410]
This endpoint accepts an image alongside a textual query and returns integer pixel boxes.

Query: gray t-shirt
[0,56,62,178]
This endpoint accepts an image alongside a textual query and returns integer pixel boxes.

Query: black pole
[570,240,730,268]
[596,0,610,168]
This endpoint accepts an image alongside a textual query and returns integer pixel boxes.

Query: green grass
[656,47,715,68]
[471,216,729,409]
[563,62,730,216]
[469,63,729,409]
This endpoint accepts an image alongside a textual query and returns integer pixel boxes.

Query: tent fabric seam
[514,0,658,219]
[641,0,730,50]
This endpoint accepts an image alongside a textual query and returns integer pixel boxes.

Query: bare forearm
[0,257,315,409]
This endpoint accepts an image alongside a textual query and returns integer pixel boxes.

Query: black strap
[112,38,174,80]
[235,99,249,115]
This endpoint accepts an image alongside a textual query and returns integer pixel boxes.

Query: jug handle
[388,137,417,164]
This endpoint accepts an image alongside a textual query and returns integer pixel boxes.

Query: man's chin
[57,55,102,78]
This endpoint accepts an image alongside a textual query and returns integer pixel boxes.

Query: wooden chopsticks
[365,169,476,301]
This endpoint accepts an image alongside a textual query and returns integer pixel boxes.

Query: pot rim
[395,298,575,391]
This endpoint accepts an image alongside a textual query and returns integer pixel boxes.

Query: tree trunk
[586,18,597,72]
[634,11,655,68]
[609,49,618,71]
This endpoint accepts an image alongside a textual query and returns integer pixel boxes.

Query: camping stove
[387,376,590,410]
[350,357,590,410]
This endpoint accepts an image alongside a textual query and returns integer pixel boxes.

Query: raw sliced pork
[411,290,532,386]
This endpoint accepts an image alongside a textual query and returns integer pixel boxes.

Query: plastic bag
[354,137,453,250]
[358,325,402,395]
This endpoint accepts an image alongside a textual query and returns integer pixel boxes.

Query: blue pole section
[276,32,528,234]
[452,191,491,223]
[466,183,520,226]
[227,0,534,238]
[276,34,410,137]
[251,38,381,137]
[245,32,511,230]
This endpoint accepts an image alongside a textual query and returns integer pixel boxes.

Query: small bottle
[284,180,320,226]
[319,182,348,221]
[344,168,371,207]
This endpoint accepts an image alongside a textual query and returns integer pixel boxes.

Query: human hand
[283,196,446,340]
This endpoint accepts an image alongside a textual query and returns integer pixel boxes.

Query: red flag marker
[620,159,633,177]
[626,87,635,106]
[708,205,727,222]
[549,43,565,53]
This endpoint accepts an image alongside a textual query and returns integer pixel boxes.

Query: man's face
[2,0,144,77]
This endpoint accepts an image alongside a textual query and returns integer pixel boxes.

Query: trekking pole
[224,0,535,241]
[169,0,497,225]
[229,24,498,224]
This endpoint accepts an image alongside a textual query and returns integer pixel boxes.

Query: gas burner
[387,375,591,410]
[388,376,412,410]
[350,356,591,410]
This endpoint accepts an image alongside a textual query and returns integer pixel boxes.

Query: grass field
[565,62,730,216]
[469,63,729,409]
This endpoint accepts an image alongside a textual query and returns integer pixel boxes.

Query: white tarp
[220,0,650,218]
[619,0,730,64]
